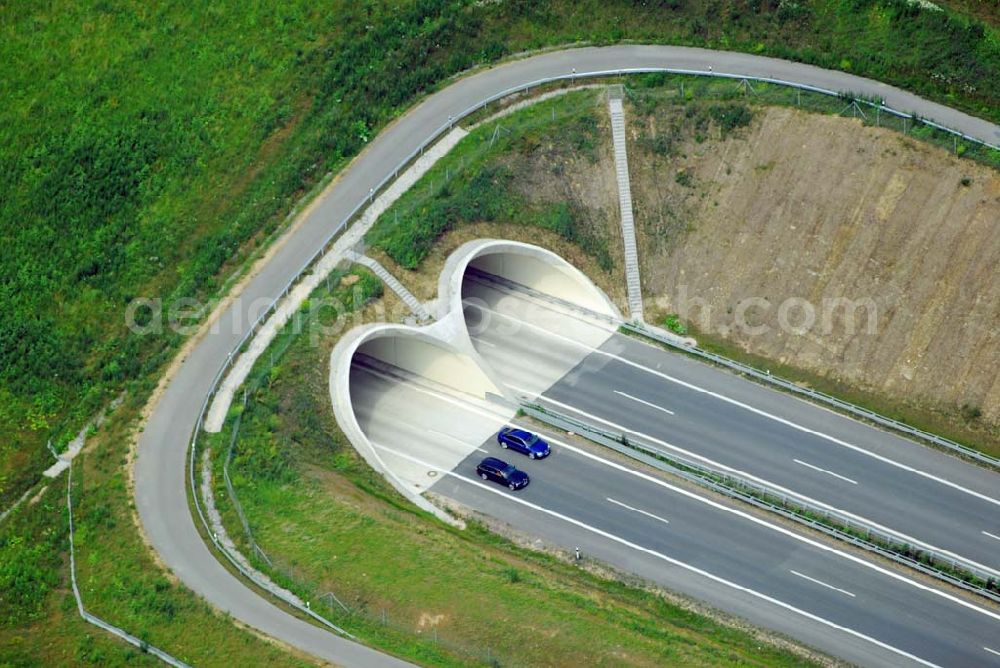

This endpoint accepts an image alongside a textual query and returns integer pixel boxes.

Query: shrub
[707,104,754,135]
[960,403,982,422]
[662,314,688,335]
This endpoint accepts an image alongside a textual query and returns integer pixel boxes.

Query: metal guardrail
[182,63,1000,643]
[67,464,193,667]
[522,402,1000,603]
[622,323,1000,469]
[469,266,998,469]
[188,365,356,639]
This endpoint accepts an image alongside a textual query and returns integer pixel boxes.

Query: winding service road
[134,45,1000,666]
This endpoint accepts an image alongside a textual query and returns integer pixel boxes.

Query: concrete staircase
[344,250,432,321]
[608,88,644,322]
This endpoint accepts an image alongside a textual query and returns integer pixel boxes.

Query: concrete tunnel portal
[456,242,622,400]
[331,240,622,518]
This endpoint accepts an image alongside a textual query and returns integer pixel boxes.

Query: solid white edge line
[793,458,859,485]
[606,497,670,524]
[353,359,1000,620]
[368,440,941,668]
[614,390,675,415]
[982,531,1000,543]
[515,386,1000,579]
[514,429,1000,625]
[482,306,1000,509]
[789,570,856,598]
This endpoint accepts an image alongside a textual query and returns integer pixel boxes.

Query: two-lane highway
[351,359,1000,667]
[463,275,1000,577]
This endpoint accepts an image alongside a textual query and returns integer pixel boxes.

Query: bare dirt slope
[627,103,999,446]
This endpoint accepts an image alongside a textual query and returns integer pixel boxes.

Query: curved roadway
[134,45,1000,666]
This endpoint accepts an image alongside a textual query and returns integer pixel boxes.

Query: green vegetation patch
[0,417,312,666]
[367,90,616,271]
[3,0,999,661]
[5,0,1000,509]
[208,263,818,668]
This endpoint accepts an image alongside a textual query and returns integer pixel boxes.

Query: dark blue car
[497,427,551,459]
[476,457,529,490]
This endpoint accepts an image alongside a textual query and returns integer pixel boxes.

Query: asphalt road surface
[135,46,1000,666]
[352,361,1000,668]
[433,433,1000,668]
[463,277,1000,576]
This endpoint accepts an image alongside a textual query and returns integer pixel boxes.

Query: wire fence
[622,73,1000,168]
[212,348,515,667]
[66,462,192,667]
[521,402,1000,604]
[467,266,999,470]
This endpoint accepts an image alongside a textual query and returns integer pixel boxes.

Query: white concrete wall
[438,239,621,322]
[469,252,612,315]
[331,240,621,525]
[358,334,498,399]
[329,323,471,527]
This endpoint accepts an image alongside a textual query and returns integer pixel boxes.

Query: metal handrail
[469,266,998,468]
[68,464,193,666]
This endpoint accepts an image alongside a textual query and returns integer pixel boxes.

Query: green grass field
[2,1,999,664]
[3,0,1000,508]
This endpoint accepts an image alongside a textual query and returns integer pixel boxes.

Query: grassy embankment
[373,78,999,456]
[3,0,998,663]
[0,394,314,665]
[4,0,1000,507]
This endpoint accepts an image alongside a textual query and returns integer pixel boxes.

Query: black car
[476,457,529,490]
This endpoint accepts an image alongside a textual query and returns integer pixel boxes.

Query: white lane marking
[477,448,488,454]
[789,570,856,598]
[793,459,859,485]
[607,497,670,525]
[355,364,511,422]
[362,366,1000,600]
[982,531,1000,543]
[427,428,475,446]
[369,440,941,668]
[614,390,675,416]
[511,386,1000,580]
[484,307,1000,509]
[985,647,1000,658]
[466,279,616,336]
[518,430,1000,624]
[355,378,1000,624]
